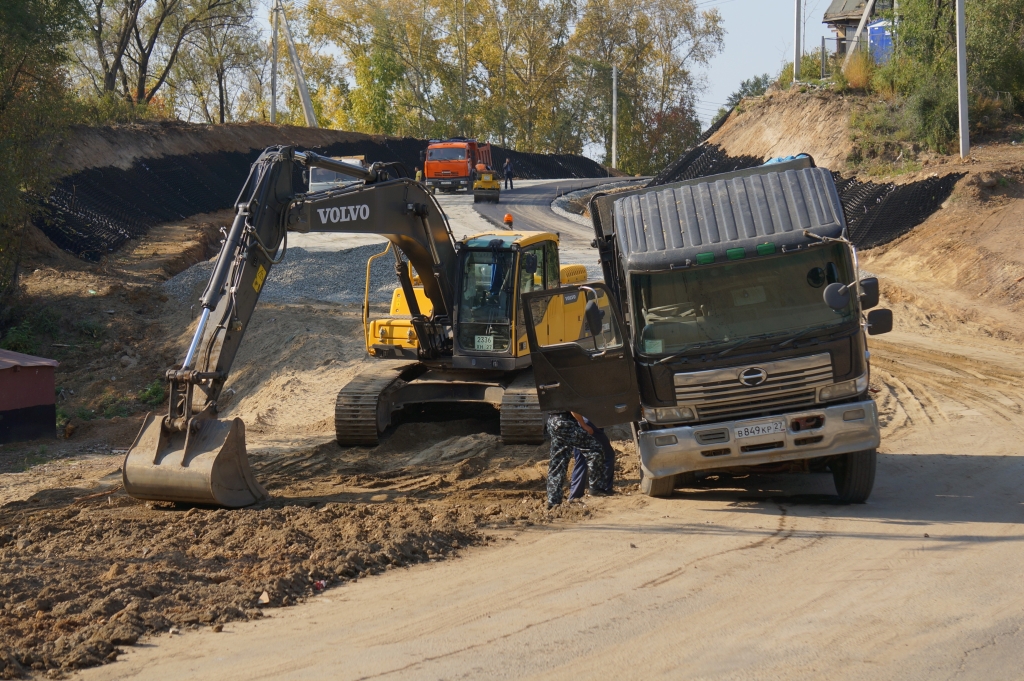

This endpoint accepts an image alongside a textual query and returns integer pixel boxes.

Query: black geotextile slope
[35,138,609,261]
[646,139,963,252]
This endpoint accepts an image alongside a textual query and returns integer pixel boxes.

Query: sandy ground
[4,160,1024,679]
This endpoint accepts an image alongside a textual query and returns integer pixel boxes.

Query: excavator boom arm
[182,146,458,413]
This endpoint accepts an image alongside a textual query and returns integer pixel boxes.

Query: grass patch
[76,319,105,339]
[75,407,96,421]
[138,380,166,406]
[0,305,74,352]
[22,448,48,471]
[100,396,131,418]
[0,321,36,354]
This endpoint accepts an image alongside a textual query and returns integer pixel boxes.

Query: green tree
[171,0,263,123]
[726,73,772,107]
[0,0,84,301]
[346,22,404,134]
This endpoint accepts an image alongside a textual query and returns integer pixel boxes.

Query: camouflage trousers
[547,412,606,505]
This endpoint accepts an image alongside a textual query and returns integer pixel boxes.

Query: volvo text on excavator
[122,146,595,508]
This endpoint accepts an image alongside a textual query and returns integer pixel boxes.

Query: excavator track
[500,369,547,444]
[335,362,414,446]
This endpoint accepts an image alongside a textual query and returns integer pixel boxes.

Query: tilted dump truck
[521,156,893,502]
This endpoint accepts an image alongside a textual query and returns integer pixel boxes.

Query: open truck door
[522,283,640,428]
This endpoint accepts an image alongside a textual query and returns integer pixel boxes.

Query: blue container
[868,19,893,63]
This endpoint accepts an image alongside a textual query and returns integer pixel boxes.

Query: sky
[694,0,838,127]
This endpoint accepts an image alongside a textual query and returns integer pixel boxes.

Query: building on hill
[823,0,893,55]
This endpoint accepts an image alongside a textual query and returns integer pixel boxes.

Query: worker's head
[503,213,514,225]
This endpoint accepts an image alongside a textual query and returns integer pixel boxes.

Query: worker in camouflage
[547,411,607,507]
[569,413,615,500]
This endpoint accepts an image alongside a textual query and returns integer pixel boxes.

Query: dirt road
[77,327,1024,680]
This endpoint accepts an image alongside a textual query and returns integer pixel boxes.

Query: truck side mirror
[823,282,850,310]
[585,300,605,339]
[522,252,538,274]
[859,277,879,309]
[866,308,893,335]
[419,151,426,163]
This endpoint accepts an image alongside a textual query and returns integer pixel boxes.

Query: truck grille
[674,353,833,423]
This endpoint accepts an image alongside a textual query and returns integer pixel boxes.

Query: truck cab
[308,156,366,192]
[521,157,894,502]
[423,138,493,193]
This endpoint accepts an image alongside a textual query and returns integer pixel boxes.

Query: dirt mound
[705,90,856,170]
[57,123,421,174]
[0,418,629,676]
[861,162,1024,341]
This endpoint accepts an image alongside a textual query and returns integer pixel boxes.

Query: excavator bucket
[122,413,268,508]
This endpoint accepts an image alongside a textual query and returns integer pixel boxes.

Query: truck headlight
[818,374,869,403]
[643,406,695,424]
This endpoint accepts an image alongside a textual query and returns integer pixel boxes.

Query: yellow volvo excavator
[122,146,598,508]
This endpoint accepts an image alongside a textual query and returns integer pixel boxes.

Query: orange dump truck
[422,138,493,192]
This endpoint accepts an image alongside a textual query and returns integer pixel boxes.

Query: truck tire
[831,449,876,503]
[640,469,674,498]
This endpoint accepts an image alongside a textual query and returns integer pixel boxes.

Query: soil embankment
[706,89,856,170]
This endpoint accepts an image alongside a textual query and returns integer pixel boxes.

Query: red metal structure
[0,349,58,443]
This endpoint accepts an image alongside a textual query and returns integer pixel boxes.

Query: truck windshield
[428,148,466,161]
[458,248,515,352]
[632,243,856,356]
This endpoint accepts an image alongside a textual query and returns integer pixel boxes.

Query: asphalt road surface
[473,178,637,255]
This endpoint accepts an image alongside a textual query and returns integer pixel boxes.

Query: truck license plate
[735,420,786,439]
[441,181,452,185]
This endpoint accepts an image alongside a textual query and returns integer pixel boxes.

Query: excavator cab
[363,231,579,366]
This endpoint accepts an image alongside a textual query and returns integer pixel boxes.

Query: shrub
[843,50,875,90]
[138,380,167,406]
[76,319,105,339]
[101,396,130,418]
[0,321,36,354]
[970,95,1006,134]
[905,78,959,153]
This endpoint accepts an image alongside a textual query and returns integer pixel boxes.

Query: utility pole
[821,35,826,79]
[270,0,278,124]
[843,0,876,69]
[278,0,318,128]
[793,0,801,81]
[956,0,969,158]
[611,65,618,169]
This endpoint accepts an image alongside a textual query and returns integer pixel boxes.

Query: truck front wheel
[640,469,675,498]
[830,449,877,503]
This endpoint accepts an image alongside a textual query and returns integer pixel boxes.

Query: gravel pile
[163,244,399,305]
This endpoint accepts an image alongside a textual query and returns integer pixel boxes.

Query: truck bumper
[426,178,470,190]
[637,399,881,479]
